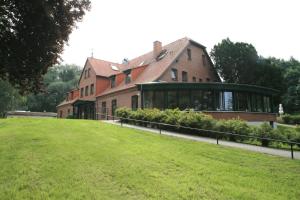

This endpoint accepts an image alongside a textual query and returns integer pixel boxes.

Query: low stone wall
[6,111,57,118]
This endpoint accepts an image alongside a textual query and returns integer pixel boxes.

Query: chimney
[153,40,162,58]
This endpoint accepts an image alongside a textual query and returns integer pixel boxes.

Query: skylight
[156,49,168,61]
[138,61,145,66]
[111,65,119,71]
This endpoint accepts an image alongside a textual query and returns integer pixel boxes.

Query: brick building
[57,37,278,123]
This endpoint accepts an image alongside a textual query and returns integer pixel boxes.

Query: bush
[115,108,296,148]
[282,114,300,125]
[255,123,275,147]
[216,119,250,141]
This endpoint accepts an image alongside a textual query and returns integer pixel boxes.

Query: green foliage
[210,38,258,84]
[216,119,251,141]
[282,114,300,125]
[0,0,90,93]
[282,66,300,113]
[0,80,27,117]
[0,64,81,114]
[255,123,276,146]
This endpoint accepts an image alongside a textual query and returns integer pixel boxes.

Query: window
[85,85,89,96]
[224,92,233,111]
[167,91,177,109]
[206,78,210,82]
[88,68,91,77]
[84,70,87,79]
[153,91,164,110]
[67,109,70,115]
[125,70,131,84]
[101,101,107,119]
[131,95,138,110]
[171,68,178,81]
[199,78,202,82]
[178,90,190,110]
[182,71,188,82]
[90,84,94,95]
[110,75,116,88]
[202,54,207,66]
[187,48,192,60]
[80,88,84,97]
[144,91,154,108]
[111,99,117,116]
[192,77,196,82]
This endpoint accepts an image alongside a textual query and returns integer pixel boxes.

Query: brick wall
[159,44,219,83]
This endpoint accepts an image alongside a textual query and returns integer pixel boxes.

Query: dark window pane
[235,92,249,111]
[111,76,116,88]
[167,91,177,109]
[182,71,188,82]
[191,90,203,111]
[153,91,164,109]
[202,91,214,110]
[144,91,153,108]
[187,48,192,60]
[178,90,190,110]
[111,99,117,116]
[131,95,138,110]
[85,86,89,96]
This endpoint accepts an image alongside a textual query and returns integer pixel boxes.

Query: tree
[0,0,90,93]
[210,38,258,83]
[283,66,300,113]
[0,80,26,117]
[27,64,81,112]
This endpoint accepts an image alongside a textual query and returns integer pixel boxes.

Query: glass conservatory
[137,82,278,113]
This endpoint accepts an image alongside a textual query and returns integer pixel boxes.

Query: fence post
[121,118,123,127]
[159,124,161,134]
[290,143,294,159]
[216,134,219,145]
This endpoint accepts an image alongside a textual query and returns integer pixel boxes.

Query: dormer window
[124,69,132,84]
[110,75,116,88]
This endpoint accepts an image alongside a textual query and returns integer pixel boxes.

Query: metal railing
[98,113,300,159]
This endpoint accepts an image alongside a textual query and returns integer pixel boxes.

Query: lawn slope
[0,118,299,200]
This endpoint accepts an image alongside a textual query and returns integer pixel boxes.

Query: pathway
[103,120,300,160]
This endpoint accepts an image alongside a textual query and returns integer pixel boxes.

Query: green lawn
[0,118,299,200]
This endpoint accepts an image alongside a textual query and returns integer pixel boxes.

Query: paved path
[103,120,300,160]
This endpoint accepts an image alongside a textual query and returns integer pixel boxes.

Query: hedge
[282,114,300,125]
[115,107,300,147]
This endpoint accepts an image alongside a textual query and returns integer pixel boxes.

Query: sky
[61,0,300,67]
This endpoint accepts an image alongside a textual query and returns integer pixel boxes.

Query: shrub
[255,123,274,147]
[216,119,250,142]
[282,114,300,125]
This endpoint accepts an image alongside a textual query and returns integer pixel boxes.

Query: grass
[0,118,299,200]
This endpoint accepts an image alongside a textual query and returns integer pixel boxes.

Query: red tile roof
[96,37,191,96]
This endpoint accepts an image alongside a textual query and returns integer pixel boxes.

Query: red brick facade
[57,37,275,123]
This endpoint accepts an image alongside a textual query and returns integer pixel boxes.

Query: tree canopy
[210,38,258,84]
[0,0,90,93]
[0,64,81,116]
[210,38,300,113]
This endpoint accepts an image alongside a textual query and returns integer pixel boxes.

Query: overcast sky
[61,0,300,67]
